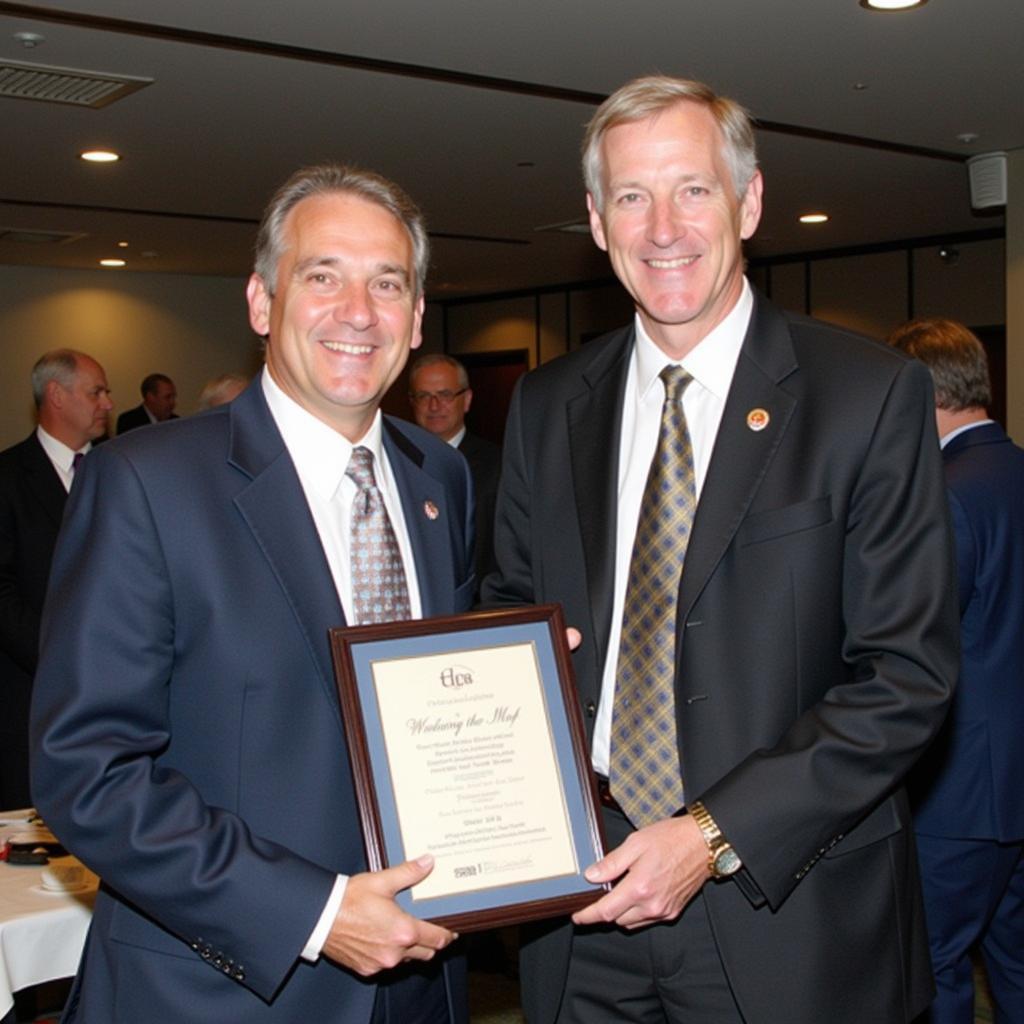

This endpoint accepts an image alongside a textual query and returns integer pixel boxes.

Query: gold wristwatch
[689,800,742,879]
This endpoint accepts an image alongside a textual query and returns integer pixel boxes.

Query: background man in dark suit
[0,348,111,808]
[483,75,958,1024]
[889,317,1024,1024]
[409,353,500,590]
[32,165,473,1023]
[116,371,178,432]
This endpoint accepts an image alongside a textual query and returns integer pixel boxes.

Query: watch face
[714,846,742,877]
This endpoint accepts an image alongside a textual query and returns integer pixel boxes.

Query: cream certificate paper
[371,641,578,901]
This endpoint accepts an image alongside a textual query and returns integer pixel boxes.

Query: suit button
[585,700,596,717]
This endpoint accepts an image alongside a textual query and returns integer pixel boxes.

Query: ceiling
[0,0,1019,299]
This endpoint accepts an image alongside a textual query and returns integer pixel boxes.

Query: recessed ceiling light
[860,0,928,9]
[800,213,829,224]
[117,241,129,248]
[99,258,126,267]
[80,150,120,163]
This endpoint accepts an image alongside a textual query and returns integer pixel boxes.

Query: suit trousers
[555,806,744,1024]
[914,834,1024,1024]
[370,964,450,1024]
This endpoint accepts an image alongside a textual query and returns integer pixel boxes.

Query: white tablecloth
[0,812,96,1018]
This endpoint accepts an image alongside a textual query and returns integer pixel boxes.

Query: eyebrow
[293,256,411,283]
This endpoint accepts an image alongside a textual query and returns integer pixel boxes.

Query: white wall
[0,265,261,448]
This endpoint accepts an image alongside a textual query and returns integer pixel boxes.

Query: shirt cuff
[301,874,348,962]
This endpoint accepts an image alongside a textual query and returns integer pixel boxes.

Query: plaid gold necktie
[346,446,411,625]
[610,365,695,827]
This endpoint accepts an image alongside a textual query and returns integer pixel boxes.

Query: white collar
[260,368,385,501]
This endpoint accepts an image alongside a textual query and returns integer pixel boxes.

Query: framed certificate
[329,604,609,931]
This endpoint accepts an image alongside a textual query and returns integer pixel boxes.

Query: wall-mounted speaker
[967,152,1007,209]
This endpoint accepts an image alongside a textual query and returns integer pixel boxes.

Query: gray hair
[198,372,249,410]
[253,163,429,297]
[31,349,82,408]
[408,353,469,391]
[887,317,992,412]
[583,75,758,209]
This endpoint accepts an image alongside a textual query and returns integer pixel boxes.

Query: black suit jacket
[0,433,66,807]
[117,404,179,434]
[483,293,958,1024]
[457,430,500,589]
[31,383,474,1022]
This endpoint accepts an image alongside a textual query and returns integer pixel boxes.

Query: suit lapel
[384,418,455,618]
[227,386,345,720]
[20,435,67,528]
[567,329,632,672]
[678,295,799,623]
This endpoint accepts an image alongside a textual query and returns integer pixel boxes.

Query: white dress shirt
[939,419,993,449]
[261,368,423,960]
[36,426,91,493]
[591,280,754,776]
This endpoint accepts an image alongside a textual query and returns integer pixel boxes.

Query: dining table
[0,810,96,1022]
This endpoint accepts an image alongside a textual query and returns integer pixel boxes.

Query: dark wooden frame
[329,604,608,931]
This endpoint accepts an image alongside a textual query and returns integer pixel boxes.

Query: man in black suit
[409,353,499,589]
[116,372,178,432]
[0,348,112,808]
[483,75,958,1024]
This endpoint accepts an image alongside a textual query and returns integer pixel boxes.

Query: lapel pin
[746,408,770,432]
[423,500,439,521]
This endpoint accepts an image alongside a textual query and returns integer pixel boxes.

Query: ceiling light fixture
[99,258,126,267]
[859,0,928,10]
[799,213,829,224]
[80,150,120,163]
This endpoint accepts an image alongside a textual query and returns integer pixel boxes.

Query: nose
[100,393,114,411]
[647,197,685,248]
[333,283,377,330]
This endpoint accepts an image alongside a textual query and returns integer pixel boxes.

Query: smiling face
[247,191,424,440]
[588,100,762,360]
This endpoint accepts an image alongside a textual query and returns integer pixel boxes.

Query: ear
[246,273,272,337]
[587,193,609,253]
[409,294,425,351]
[46,379,65,409]
[739,170,764,242]
[462,388,473,413]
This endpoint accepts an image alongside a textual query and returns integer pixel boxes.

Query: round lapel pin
[423,500,439,520]
[746,408,770,432]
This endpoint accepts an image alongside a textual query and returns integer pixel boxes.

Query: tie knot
[659,365,692,404]
[345,446,377,491]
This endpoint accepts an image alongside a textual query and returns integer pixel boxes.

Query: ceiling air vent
[0,227,87,245]
[0,59,152,108]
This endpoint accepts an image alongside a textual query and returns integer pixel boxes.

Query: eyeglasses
[409,388,467,406]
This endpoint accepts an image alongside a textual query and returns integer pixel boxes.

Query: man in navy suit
[485,75,957,1024]
[0,348,111,808]
[890,318,1024,1024]
[31,166,473,1023]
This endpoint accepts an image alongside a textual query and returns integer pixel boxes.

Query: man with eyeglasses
[409,354,499,592]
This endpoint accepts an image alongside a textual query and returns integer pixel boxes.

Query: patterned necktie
[71,451,84,474]
[345,446,411,625]
[610,365,695,828]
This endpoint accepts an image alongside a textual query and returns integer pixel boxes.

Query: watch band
[688,800,742,878]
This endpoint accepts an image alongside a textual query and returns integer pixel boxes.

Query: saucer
[31,883,92,896]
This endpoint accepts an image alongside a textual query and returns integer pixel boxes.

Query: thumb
[380,853,435,894]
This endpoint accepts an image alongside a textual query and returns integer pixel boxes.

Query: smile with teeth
[321,340,374,355]
[646,256,699,269]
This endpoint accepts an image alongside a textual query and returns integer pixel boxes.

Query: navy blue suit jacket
[31,382,474,1022]
[911,421,1024,842]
